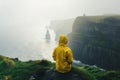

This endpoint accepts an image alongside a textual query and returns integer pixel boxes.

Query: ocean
[0,27,56,61]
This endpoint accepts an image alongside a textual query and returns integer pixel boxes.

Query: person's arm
[52,48,56,61]
[66,49,73,64]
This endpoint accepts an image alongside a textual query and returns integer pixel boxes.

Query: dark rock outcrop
[68,15,120,70]
[30,67,94,80]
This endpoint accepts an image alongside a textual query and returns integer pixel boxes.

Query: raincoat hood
[59,35,68,46]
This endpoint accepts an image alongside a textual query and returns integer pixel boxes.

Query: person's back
[52,35,73,73]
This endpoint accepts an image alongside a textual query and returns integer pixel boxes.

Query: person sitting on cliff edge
[52,35,74,73]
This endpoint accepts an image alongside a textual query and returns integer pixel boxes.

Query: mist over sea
[0,27,56,61]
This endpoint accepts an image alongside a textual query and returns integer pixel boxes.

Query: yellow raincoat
[52,35,73,73]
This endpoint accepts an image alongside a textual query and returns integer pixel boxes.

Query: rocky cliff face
[68,15,120,70]
[49,18,74,40]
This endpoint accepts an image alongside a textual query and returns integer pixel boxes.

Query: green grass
[0,55,120,80]
[0,56,53,80]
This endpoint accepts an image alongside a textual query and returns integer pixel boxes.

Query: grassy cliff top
[0,55,120,80]
[76,15,120,22]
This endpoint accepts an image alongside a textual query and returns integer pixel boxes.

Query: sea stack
[46,29,51,41]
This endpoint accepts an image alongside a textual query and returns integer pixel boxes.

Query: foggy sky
[0,0,120,28]
[0,0,120,59]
